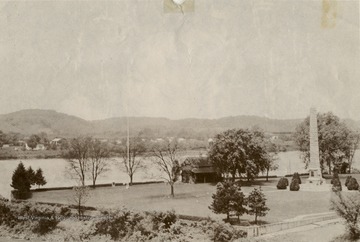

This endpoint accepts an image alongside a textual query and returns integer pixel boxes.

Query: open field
[29,177,337,224]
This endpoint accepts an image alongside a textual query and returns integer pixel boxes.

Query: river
[1,151,359,199]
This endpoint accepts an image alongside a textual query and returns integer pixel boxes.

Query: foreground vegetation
[0,198,246,241]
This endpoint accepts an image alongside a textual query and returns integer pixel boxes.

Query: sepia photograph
[0,0,359,241]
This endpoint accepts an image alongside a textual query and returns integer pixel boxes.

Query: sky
[0,0,359,121]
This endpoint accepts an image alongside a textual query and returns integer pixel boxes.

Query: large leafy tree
[294,112,353,174]
[209,181,247,221]
[27,134,41,150]
[208,129,269,181]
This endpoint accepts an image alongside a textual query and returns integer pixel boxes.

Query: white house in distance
[50,137,63,146]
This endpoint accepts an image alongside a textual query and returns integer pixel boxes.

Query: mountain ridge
[0,109,358,138]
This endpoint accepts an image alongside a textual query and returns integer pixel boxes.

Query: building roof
[191,167,216,174]
[51,138,62,142]
[182,157,211,168]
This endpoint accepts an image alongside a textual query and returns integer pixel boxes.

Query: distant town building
[181,157,219,184]
[50,137,64,146]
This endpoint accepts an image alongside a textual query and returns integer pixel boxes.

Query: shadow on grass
[237,180,276,187]
[146,192,209,200]
[225,218,270,226]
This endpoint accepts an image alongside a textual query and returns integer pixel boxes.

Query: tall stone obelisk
[307,108,324,184]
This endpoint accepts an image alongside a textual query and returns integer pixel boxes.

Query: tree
[28,134,41,150]
[151,140,181,197]
[11,162,31,198]
[247,187,270,224]
[121,137,146,185]
[263,143,279,181]
[294,112,352,174]
[38,132,49,148]
[89,140,110,188]
[345,131,360,173]
[72,186,90,217]
[34,168,47,188]
[208,129,269,181]
[209,181,247,221]
[0,130,6,148]
[26,166,36,186]
[331,192,360,240]
[67,137,92,186]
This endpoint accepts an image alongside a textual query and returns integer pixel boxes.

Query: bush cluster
[94,209,178,241]
[277,172,302,191]
[0,200,66,235]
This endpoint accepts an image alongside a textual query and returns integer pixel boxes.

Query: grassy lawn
[29,177,335,224]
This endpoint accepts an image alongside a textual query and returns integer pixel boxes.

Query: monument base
[307,168,323,184]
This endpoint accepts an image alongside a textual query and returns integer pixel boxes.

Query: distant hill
[0,109,358,139]
[0,109,93,137]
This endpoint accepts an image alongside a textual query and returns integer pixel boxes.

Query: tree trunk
[255,214,258,224]
[266,169,269,181]
[231,172,236,182]
[92,179,96,188]
[227,212,229,221]
[170,184,174,197]
[130,174,133,186]
[78,201,81,217]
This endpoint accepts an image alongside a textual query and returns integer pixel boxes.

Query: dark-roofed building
[181,157,219,184]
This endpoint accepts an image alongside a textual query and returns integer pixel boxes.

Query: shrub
[345,176,353,187]
[32,211,59,235]
[347,178,359,191]
[292,172,302,184]
[0,201,17,227]
[331,171,339,185]
[332,177,342,192]
[149,210,177,230]
[290,179,300,191]
[60,206,71,217]
[94,209,177,241]
[212,221,246,242]
[276,178,288,190]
